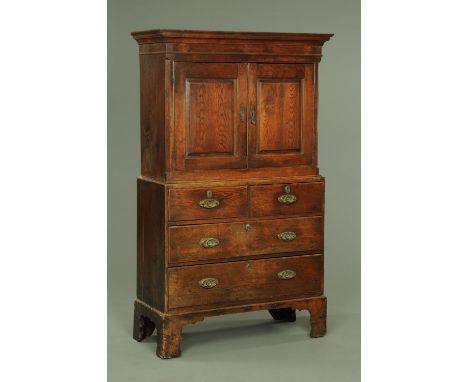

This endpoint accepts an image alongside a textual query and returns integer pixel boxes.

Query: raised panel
[257,80,302,153]
[174,62,247,171]
[248,63,315,168]
[187,80,236,156]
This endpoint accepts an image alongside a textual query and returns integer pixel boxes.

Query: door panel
[174,62,247,170]
[248,63,315,168]
[257,81,302,153]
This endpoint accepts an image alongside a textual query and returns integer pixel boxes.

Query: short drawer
[249,216,323,255]
[167,254,323,309]
[168,186,248,221]
[250,181,324,217]
[169,221,249,264]
[168,216,323,264]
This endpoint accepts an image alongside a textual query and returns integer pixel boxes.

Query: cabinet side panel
[139,54,166,180]
[137,178,166,310]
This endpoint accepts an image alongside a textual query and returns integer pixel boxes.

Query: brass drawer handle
[198,277,218,289]
[278,185,297,204]
[277,231,296,241]
[199,190,220,209]
[277,269,296,280]
[199,237,220,248]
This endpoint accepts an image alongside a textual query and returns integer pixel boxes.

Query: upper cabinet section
[132,30,333,181]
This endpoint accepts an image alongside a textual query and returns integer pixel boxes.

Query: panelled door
[174,62,248,170]
[247,63,316,168]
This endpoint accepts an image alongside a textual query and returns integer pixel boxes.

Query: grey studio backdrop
[108,0,360,381]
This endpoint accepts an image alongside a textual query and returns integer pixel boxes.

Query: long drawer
[168,216,323,264]
[167,254,323,309]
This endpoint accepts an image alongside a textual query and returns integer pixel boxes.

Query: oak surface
[168,215,323,264]
[167,255,323,309]
[132,29,332,359]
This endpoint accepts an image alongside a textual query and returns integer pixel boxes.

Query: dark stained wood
[248,216,323,255]
[131,29,334,42]
[132,29,332,358]
[250,181,324,217]
[134,295,327,358]
[168,185,248,221]
[269,308,297,322]
[168,221,249,263]
[173,62,247,170]
[165,166,319,182]
[248,63,315,168]
[139,54,166,180]
[137,179,166,311]
[258,81,301,152]
[188,82,235,155]
[132,30,333,64]
[133,309,156,342]
[168,216,323,264]
[167,255,323,309]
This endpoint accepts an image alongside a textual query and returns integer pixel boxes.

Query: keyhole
[246,262,252,272]
[245,223,251,232]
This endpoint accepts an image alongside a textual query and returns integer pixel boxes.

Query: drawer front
[169,222,249,264]
[169,216,322,264]
[168,255,323,309]
[250,182,324,217]
[168,186,248,221]
[249,216,323,255]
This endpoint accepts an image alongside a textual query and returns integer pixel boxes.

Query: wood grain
[248,216,323,255]
[139,54,166,180]
[248,63,315,168]
[137,179,166,310]
[168,216,323,264]
[258,80,302,153]
[169,221,249,263]
[167,254,323,309]
[188,80,235,156]
[174,62,247,171]
[168,185,248,221]
[250,181,324,217]
[134,295,327,358]
[132,29,333,358]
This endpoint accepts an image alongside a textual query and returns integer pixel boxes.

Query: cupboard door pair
[174,62,315,171]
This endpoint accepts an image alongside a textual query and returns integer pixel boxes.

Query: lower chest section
[138,177,325,312]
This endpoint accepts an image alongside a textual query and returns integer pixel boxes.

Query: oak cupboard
[131,29,333,358]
